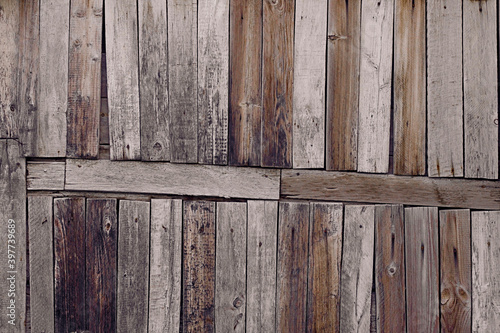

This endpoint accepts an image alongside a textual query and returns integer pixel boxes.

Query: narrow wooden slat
[139,0,169,161]
[183,201,216,332]
[357,0,393,173]
[215,202,246,331]
[117,200,150,332]
[101,53,107,97]
[105,0,140,160]
[27,161,65,191]
[99,98,109,145]
[427,0,463,177]
[262,0,294,168]
[246,200,277,332]
[393,0,426,175]
[440,209,472,332]
[149,199,182,332]
[307,202,343,332]
[228,0,262,166]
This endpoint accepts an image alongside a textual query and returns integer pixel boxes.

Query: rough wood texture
[426,0,463,177]
[215,202,246,332]
[440,209,472,332]
[262,0,294,168]
[117,200,150,333]
[149,199,182,333]
[99,98,109,145]
[393,0,426,175]
[105,0,141,160]
[27,161,65,191]
[246,200,277,332]
[307,202,343,332]
[326,0,361,171]
[183,201,216,332]
[228,0,262,167]
[281,169,500,210]
[139,0,169,161]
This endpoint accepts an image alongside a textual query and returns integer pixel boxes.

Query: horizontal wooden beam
[27,161,65,190]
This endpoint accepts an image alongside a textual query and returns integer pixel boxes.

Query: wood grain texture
[440,209,472,332]
[117,200,150,333]
[357,0,393,173]
[149,199,182,333]
[393,0,426,175]
[139,0,169,161]
[105,0,141,160]
[228,0,262,166]
[326,0,361,171]
[246,200,277,332]
[99,98,109,145]
[168,0,198,163]
[426,0,463,177]
[262,0,294,168]
[183,201,216,332]
[463,0,498,179]
[307,202,343,332]
[27,161,65,191]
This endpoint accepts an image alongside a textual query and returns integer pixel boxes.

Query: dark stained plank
[101,53,107,98]
[99,98,109,145]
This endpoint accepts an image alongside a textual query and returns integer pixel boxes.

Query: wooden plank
[67,0,102,158]
[101,53,107,97]
[183,201,216,332]
[28,196,54,333]
[326,0,361,171]
[105,0,140,160]
[463,0,498,179]
[246,200,277,332]
[215,202,246,331]
[277,202,309,332]
[426,0,463,177]
[261,0,294,168]
[393,0,426,175]
[281,169,500,210]
[198,0,229,165]
[149,199,182,332]
[357,0,393,173]
[307,202,342,332]
[66,159,280,199]
[117,200,150,332]
[471,211,500,332]
[228,0,262,167]
[38,0,69,157]
[139,0,169,161]
[440,209,472,332]
[27,161,65,191]
[168,0,198,163]
[54,197,86,333]
[374,205,405,332]
[99,98,109,145]
[86,199,117,333]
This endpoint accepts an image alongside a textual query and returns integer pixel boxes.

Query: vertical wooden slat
[139,0,170,161]
[183,201,216,332]
[149,199,182,332]
[228,0,262,167]
[393,0,426,175]
[117,200,150,333]
[262,0,294,168]
[54,197,86,333]
[100,98,109,145]
[440,209,472,332]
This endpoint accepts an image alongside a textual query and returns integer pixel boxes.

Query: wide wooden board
[27,161,65,191]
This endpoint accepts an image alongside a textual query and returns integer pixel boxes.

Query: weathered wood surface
[105,0,140,160]
[139,0,169,161]
[426,0,463,178]
[472,211,500,332]
[117,200,150,333]
[228,0,262,167]
[198,0,229,165]
[168,0,198,163]
[393,0,426,175]
[357,0,393,173]
[149,199,182,333]
[27,161,65,190]
[307,202,343,332]
[101,53,107,98]
[246,200,277,332]
[183,201,216,332]
[99,98,109,145]
[326,0,361,171]
[215,202,246,332]
[281,169,500,210]
[440,209,472,332]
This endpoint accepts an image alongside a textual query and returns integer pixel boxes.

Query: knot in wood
[387,262,397,276]
[233,297,243,308]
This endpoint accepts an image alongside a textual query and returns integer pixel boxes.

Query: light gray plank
[27,161,65,191]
